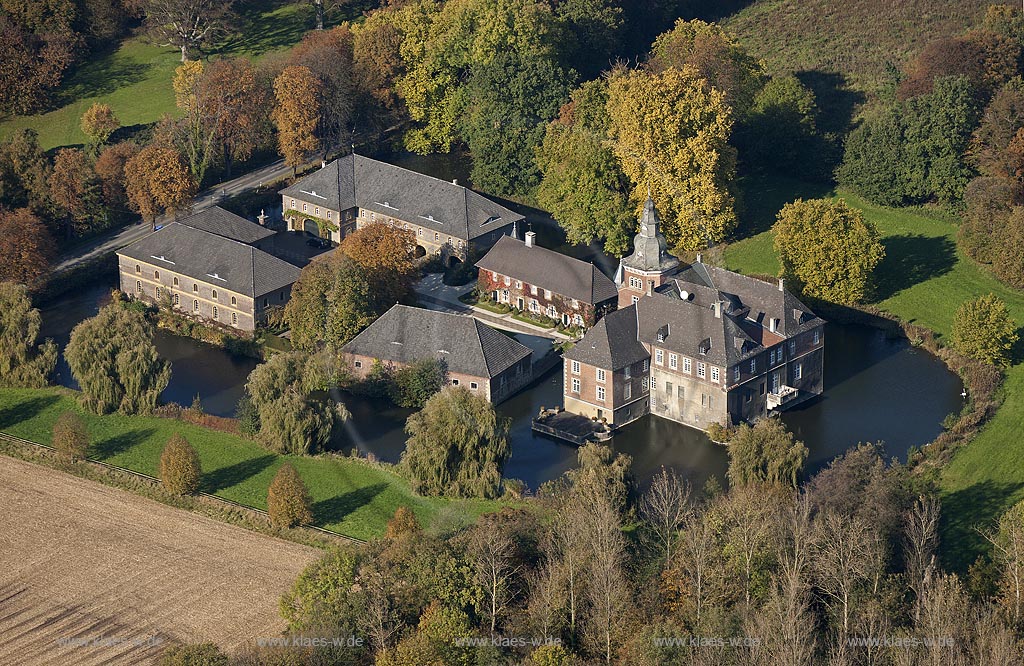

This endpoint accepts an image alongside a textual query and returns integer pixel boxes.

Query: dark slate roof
[565,305,649,370]
[475,235,619,305]
[341,305,532,379]
[620,197,680,274]
[176,206,276,244]
[279,154,524,240]
[118,223,301,298]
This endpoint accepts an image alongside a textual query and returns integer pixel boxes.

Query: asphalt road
[52,158,294,274]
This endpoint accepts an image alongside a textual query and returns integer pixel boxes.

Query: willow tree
[65,303,171,415]
[402,386,510,498]
[606,65,737,254]
[0,282,57,388]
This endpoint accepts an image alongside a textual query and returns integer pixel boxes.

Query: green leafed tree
[267,462,314,528]
[773,198,885,306]
[284,253,377,355]
[536,79,635,257]
[726,416,808,488]
[52,410,89,460]
[159,432,201,495]
[951,293,1019,367]
[158,642,228,666]
[735,74,825,179]
[65,302,171,414]
[244,351,340,455]
[606,64,737,254]
[391,358,448,409]
[280,547,360,631]
[0,282,57,388]
[402,385,510,498]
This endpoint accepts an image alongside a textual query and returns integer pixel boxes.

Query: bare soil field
[0,456,319,665]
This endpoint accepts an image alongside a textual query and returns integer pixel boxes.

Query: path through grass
[724,174,1024,571]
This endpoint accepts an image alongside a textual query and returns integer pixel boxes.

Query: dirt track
[0,456,319,665]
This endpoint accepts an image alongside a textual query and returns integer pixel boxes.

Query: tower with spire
[615,196,680,307]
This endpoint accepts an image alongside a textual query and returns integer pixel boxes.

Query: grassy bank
[0,387,502,541]
[724,175,1024,572]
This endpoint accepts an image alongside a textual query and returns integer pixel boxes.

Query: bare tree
[468,521,522,634]
[356,562,402,653]
[640,466,691,569]
[525,554,565,640]
[970,605,1024,666]
[551,496,590,648]
[673,506,724,626]
[718,483,780,607]
[911,573,971,666]
[982,500,1024,631]
[582,493,632,664]
[143,0,232,62]
[903,495,940,622]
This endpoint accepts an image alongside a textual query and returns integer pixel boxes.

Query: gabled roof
[279,154,524,240]
[117,223,300,298]
[176,206,275,244]
[341,305,532,379]
[565,305,649,370]
[475,236,619,305]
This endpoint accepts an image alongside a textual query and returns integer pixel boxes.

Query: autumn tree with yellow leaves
[273,65,322,173]
[124,145,196,228]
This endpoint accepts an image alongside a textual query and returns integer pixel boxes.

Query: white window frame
[669,353,678,369]
[655,349,664,365]
[794,363,802,380]
[571,377,580,393]
[596,368,605,383]
[697,362,706,379]
[711,367,720,383]
[597,386,605,402]
[571,360,580,375]
[683,357,691,374]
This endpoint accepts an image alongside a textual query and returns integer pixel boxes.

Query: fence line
[0,431,364,545]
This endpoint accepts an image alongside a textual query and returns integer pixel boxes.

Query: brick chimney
[525,231,536,248]
[778,277,785,292]
[713,301,722,318]
[647,280,654,297]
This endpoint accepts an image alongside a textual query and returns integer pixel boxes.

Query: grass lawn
[0,386,502,541]
[0,0,318,151]
[724,174,1024,571]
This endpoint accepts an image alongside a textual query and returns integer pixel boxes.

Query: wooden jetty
[532,408,613,446]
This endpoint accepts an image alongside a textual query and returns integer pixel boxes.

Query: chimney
[778,277,785,292]
[647,280,654,297]
[696,253,703,264]
[321,160,327,169]
[452,179,458,185]
[712,301,722,318]
[769,317,778,333]
[257,208,268,227]
[525,231,536,248]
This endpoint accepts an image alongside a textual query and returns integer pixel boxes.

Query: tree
[284,253,376,355]
[648,18,765,117]
[281,547,360,630]
[773,198,885,305]
[568,441,632,516]
[467,514,522,633]
[951,293,1019,367]
[639,466,691,568]
[244,351,339,455]
[171,60,219,186]
[535,80,634,257]
[0,208,56,289]
[970,78,1024,181]
[80,103,120,153]
[159,433,201,495]
[158,642,228,666]
[726,416,808,488]
[460,48,573,197]
[50,148,108,237]
[196,58,272,178]
[384,505,421,540]
[267,463,314,528]
[0,129,51,212]
[289,26,356,154]
[606,65,737,253]
[338,222,418,313]
[65,302,171,414]
[52,411,89,460]
[391,358,448,409]
[273,65,322,173]
[0,282,57,388]
[0,15,77,115]
[94,141,141,220]
[984,499,1024,631]
[142,0,231,62]
[124,144,196,227]
[402,386,510,498]
[898,32,1019,101]
[737,75,824,178]
[903,495,940,622]
[581,491,632,663]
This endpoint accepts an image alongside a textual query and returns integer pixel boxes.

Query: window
[314,207,320,216]
[504,276,511,286]
[571,360,580,375]
[642,359,649,372]
[669,353,678,369]
[760,382,766,395]
[327,211,332,220]
[813,329,820,345]
[135,264,140,273]
[770,349,776,365]
[651,377,657,390]
[470,382,478,389]
[655,349,664,365]
[280,292,285,301]
[173,294,179,306]
[697,362,706,379]
[290,199,295,208]
[418,228,423,237]
[629,276,642,289]
[173,277,178,286]
[515,280,522,289]
[231,296,236,306]
[571,299,579,309]
[683,357,691,374]
[213,306,219,319]
[155,287,161,298]
[193,284,198,293]
[547,305,557,318]
[530,300,539,312]
[596,368,605,383]
[789,340,796,355]
[434,232,440,241]
[530,285,538,295]
[154,270,159,279]
[263,298,268,307]
[212,289,218,300]
[193,300,199,312]
[136,280,142,293]
[641,377,649,391]
[544,289,552,299]
[354,360,362,368]
[452,379,459,385]
[624,364,631,379]
[302,203,307,212]
[711,367,720,382]
[231,312,237,325]
[597,386,605,401]
[665,381,672,394]
[734,366,740,382]
[794,363,802,380]
[677,385,684,399]
[573,314,583,326]
[750,358,757,373]
[571,377,580,393]
[624,383,631,399]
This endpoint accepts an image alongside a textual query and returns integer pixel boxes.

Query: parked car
[305,237,330,248]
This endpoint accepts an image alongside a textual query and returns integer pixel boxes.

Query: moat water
[37,151,964,490]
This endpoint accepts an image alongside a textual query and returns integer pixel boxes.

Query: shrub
[384,506,422,539]
[158,643,228,666]
[51,411,89,460]
[391,358,448,408]
[951,293,1019,367]
[159,433,202,495]
[267,463,313,528]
